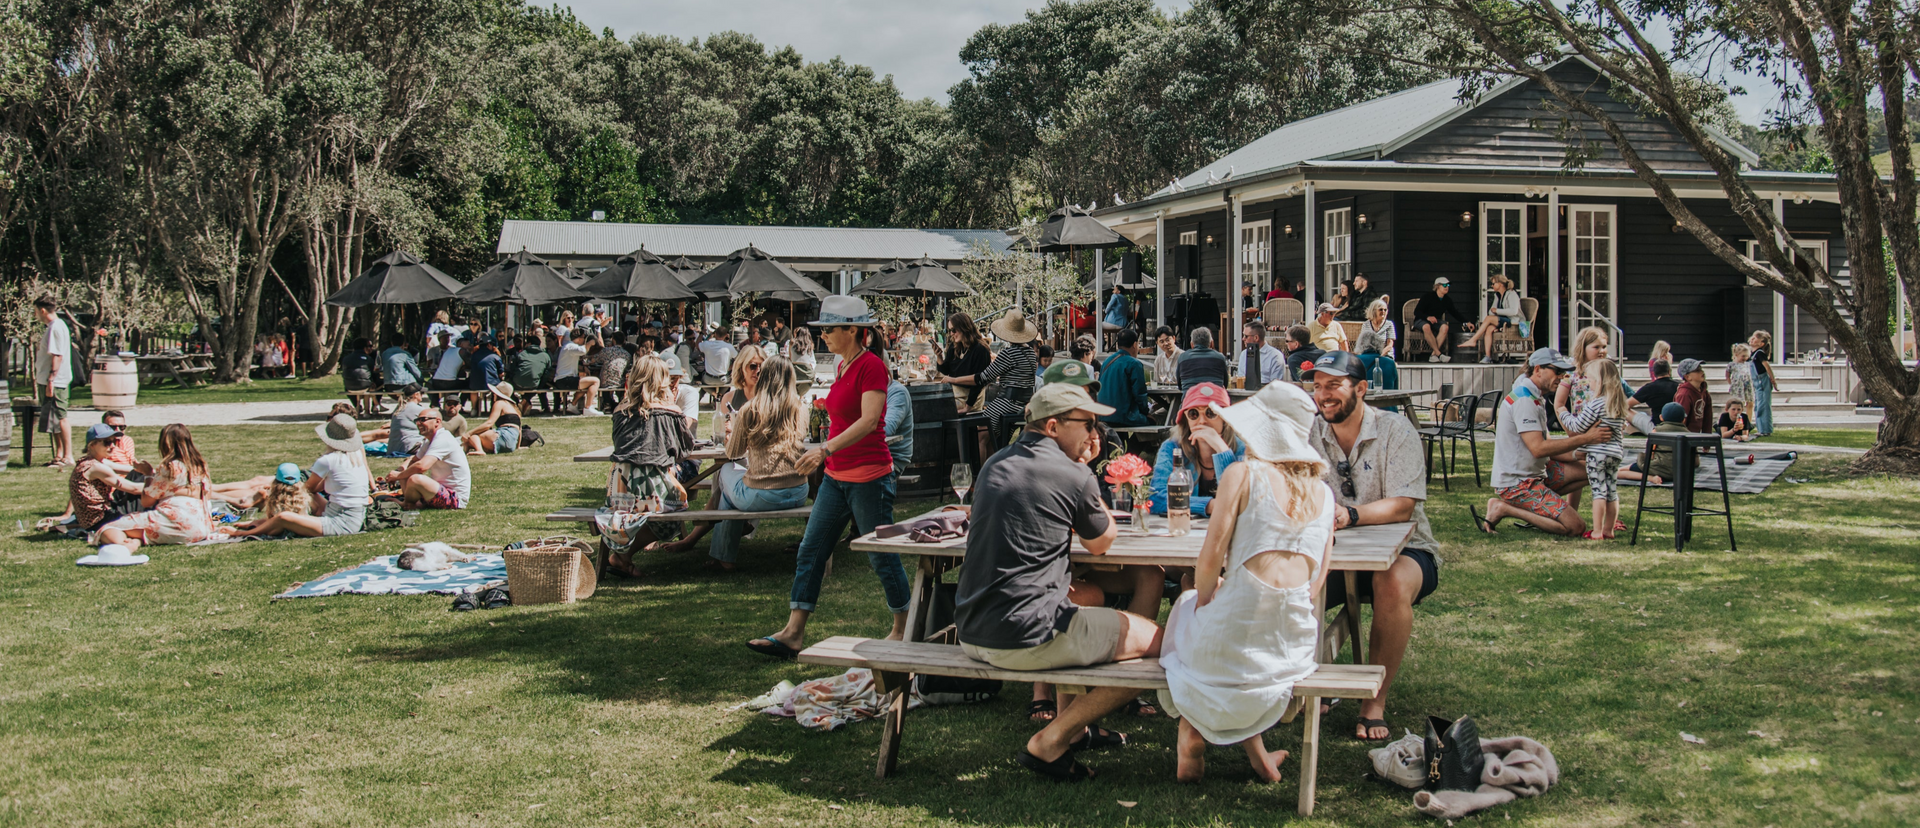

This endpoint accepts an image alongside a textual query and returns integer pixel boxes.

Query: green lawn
[1768,428,1880,451]
[1,417,1916,826]
[6,374,355,408]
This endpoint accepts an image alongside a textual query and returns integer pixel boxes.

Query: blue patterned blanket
[274,554,507,599]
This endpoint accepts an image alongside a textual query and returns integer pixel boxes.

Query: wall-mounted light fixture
[1670,218,1684,233]
[1283,224,1297,238]
[1356,213,1372,231]
[1458,210,1473,229]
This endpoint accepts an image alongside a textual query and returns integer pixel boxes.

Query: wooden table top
[574,442,815,463]
[852,507,1412,570]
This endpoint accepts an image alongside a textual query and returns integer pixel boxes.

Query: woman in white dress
[1158,381,1334,783]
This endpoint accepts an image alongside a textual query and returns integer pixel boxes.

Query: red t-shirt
[825,350,893,481]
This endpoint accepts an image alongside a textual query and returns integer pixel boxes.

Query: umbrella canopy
[853,256,976,298]
[325,249,464,308]
[455,250,585,305]
[687,245,829,299]
[1103,260,1156,290]
[665,255,705,284]
[578,248,700,301]
[1032,205,1133,252]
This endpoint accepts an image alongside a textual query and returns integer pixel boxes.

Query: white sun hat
[1212,380,1322,465]
[77,544,149,567]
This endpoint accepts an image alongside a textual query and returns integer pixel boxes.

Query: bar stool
[1629,431,1737,552]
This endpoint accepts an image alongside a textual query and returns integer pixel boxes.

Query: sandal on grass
[1355,718,1391,741]
[745,635,799,661]
[604,553,642,579]
[1069,725,1127,752]
[1123,697,1159,717]
[1467,504,1497,535]
[1027,699,1057,722]
[1015,748,1095,782]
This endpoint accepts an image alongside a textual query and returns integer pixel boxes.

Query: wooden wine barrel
[0,379,11,470]
[92,355,140,409]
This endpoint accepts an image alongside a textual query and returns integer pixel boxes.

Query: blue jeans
[1753,379,1773,434]
[789,472,908,613]
[708,463,809,564]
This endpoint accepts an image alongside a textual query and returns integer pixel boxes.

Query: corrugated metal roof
[496,220,1015,268]
[1154,78,1473,196]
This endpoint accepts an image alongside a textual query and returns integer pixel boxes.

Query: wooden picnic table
[852,507,1413,664]
[134,353,215,387]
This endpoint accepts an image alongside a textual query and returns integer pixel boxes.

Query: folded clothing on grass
[274,553,506,599]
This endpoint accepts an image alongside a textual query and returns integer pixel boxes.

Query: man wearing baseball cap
[1301,351,1440,741]
[1308,302,1349,353]
[1473,347,1609,536]
[954,382,1162,781]
[1412,277,1471,362]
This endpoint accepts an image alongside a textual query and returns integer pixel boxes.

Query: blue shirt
[884,380,915,473]
[468,352,503,390]
[1103,292,1130,328]
[380,347,422,387]
[1095,351,1153,427]
[1149,437,1244,516]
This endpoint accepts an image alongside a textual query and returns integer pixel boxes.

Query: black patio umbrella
[687,245,829,299]
[853,255,975,298]
[666,255,704,284]
[1031,205,1132,252]
[324,249,464,308]
[454,250,585,305]
[578,248,700,301]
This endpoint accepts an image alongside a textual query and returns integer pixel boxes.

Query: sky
[564,0,1780,124]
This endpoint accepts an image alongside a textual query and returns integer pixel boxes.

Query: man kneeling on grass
[953,382,1164,782]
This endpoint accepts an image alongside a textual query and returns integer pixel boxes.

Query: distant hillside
[1875,144,1919,176]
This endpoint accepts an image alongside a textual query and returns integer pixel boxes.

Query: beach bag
[521,427,545,448]
[361,500,405,532]
[1515,319,1532,339]
[1425,714,1486,791]
[503,535,597,604]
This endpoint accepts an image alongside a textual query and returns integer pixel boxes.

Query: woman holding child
[95,424,217,551]
[224,413,370,538]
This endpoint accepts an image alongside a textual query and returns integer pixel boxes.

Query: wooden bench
[544,505,814,523]
[799,635,1385,816]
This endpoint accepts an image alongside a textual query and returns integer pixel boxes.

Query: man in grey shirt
[1482,348,1608,536]
[1302,351,1439,742]
[953,383,1160,781]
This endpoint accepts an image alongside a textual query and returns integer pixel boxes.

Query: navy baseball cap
[1660,402,1686,423]
[1299,351,1366,381]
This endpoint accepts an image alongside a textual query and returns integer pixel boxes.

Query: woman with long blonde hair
[671,355,811,568]
[605,356,694,576]
[717,344,768,444]
[95,424,216,551]
[1159,382,1334,784]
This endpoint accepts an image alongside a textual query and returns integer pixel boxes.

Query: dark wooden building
[1094,57,1847,362]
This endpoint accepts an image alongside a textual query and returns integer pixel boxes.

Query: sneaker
[1479,355,1497,364]
[582,407,603,416]
[1438,354,1452,363]
[1427,354,1441,363]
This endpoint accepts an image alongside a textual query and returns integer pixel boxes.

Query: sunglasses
[416,416,441,423]
[1056,416,1097,430]
[1334,461,1357,499]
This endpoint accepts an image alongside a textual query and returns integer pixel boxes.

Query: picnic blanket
[1640,452,1796,495]
[273,553,506,599]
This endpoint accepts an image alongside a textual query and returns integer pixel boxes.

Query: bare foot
[1246,745,1289,783]
[1175,719,1206,783]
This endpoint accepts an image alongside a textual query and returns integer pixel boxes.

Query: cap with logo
[1025,382,1114,422]
[1041,358,1099,392]
[1676,358,1704,377]
[1298,350,1366,381]
[1526,347,1576,371]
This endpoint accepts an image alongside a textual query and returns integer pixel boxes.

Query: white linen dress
[1158,472,1334,745]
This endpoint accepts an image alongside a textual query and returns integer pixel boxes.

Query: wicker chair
[1487,297,1540,361]
[1263,298,1304,332]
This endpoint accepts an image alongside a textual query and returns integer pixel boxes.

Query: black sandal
[1015,748,1095,782]
[1355,718,1391,741]
[1467,504,1498,535]
[1123,697,1159,717]
[1027,699,1057,722]
[479,587,511,610]
[1069,725,1127,752]
[745,635,800,661]
[450,592,480,612]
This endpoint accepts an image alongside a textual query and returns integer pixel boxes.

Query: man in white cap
[1302,351,1440,741]
[953,382,1162,782]
[1308,302,1348,353]
[1475,348,1608,536]
[1412,277,1471,362]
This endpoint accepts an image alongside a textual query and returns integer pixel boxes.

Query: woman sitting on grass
[95,424,215,552]
[256,464,313,520]
[223,414,369,539]
[462,382,525,456]
[604,356,693,578]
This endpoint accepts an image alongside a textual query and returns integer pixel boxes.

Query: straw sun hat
[990,309,1039,343]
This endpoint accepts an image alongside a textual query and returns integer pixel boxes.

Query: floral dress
[1726,361,1756,409]
[109,459,212,545]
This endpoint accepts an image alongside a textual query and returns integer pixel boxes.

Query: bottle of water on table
[1166,452,1193,537]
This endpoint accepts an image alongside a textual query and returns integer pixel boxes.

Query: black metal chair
[1419,394,1482,490]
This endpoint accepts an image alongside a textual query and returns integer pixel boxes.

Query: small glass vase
[1128,487,1151,536]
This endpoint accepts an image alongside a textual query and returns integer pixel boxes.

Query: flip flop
[1027,699,1057,722]
[450,592,481,612]
[1015,748,1095,782]
[480,587,512,609]
[1467,504,1498,535]
[1069,725,1127,752]
[1123,697,1159,717]
[745,635,799,661]
[1355,718,1391,741]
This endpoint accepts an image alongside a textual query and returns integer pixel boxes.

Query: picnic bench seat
[798,635,1385,815]
[544,505,814,523]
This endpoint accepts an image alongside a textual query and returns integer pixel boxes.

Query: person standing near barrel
[747,296,909,660]
[34,297,75,467]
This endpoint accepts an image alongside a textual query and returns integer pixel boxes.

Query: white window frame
[1322,207,1351,296]
[1240,219,1271,292]
[1742,238,1828,282]
[1178,230,1198,246]
[1479,202,1530,317]
[1566,204,1619,356]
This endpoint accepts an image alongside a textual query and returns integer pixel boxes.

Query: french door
[1240,220,1271,292]
[1567,204,1618,355]
[1479,202,1528,317]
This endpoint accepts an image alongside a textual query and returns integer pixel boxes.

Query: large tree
[1349,0,1919,468]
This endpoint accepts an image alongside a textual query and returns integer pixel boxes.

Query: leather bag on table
[1425,714,1486,791]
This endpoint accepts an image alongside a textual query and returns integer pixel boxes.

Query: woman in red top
[747,296,910,660]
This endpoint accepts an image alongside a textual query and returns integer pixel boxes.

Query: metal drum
[0,379,11,470]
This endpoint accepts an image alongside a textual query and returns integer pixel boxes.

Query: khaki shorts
[961,607,1125,671]
[39,385,70,427]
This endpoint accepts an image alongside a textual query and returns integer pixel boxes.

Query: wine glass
[951,463,972,503]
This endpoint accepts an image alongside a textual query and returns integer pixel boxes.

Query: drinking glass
[951,463,973,503]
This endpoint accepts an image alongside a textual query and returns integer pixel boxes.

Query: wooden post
[1303,183,1318,312]
[1155,212,1167,328]
[1548,189,1561,350]
[873,670,909,779]
[1297,694,1321,816]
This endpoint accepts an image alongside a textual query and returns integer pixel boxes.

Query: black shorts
[1324,548,1439,608]
[429,378,463,391]
[553,376,580,390]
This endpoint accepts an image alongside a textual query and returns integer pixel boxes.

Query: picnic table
[135,353,215,387]
[852,507,1413,664]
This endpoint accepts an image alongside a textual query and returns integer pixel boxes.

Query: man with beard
[1300,351,1441,742]
[1476,348,1609,536]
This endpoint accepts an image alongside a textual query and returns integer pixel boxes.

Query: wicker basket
[503,536,597,604]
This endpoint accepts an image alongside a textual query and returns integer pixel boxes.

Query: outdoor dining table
[851,508,1414,665]
[134,353,216,387]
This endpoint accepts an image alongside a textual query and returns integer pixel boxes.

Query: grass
[1,416,1917,826]
[1768,428,1880,451]
[6,375,355,408]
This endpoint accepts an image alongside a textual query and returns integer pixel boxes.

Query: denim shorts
[491,425,520,454]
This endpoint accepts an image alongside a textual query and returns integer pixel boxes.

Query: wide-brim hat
[315,412,362,453]
[1213,381,1322,465]
[77,544,148,567]
[809,295,879,327]
[990,310,1039,343]
[488,381,516,400]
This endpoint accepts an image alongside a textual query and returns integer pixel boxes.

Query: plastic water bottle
[1166,452,1193,537]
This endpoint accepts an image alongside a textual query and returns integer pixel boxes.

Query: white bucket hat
[809,295,879,327]
[1212,381,1321,464]
[77,544,148,567]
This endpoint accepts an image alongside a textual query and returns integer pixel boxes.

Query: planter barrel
[0,379,11,470]
[92,355,140,409]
